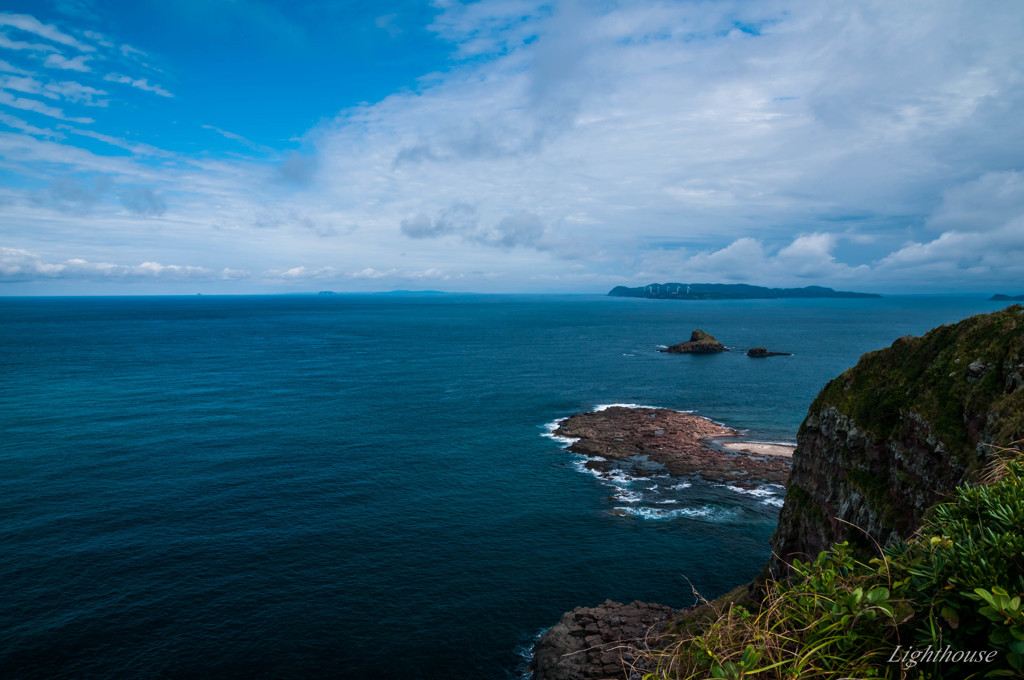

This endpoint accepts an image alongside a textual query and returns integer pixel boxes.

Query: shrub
[639,451,1024,679]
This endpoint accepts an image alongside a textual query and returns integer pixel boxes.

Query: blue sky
[1,0,1023,294]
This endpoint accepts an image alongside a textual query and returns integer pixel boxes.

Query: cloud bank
[1,0,1023,293]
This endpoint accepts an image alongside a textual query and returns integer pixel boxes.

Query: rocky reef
[770,304,1024,573]
[746,347,792,358]
[660,330,726,354]
[554,406,790,486]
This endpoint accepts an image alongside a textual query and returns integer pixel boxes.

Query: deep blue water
[0,294,1008,679]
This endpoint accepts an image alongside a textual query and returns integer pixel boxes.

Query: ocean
[0,294,1007,679]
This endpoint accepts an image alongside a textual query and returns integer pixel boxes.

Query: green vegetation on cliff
[810,304,1024,471]
[640,450,1024,679]
[772,305,1024,568]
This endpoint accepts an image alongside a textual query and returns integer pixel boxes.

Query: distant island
[608,283,881,299]
[991,293,1024,301]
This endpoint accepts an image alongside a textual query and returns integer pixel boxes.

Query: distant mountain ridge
[608,282,881,299]
[991,294,1024,301]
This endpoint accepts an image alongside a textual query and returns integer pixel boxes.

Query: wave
[541,418,579,446]
[613,489,644,504]
[614,505,739,522]
[723,484,777,498]
[719,483,787,508]
[593,402,666,411]
[570,458,645,488]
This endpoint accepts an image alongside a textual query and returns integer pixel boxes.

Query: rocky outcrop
[660,330,726,354]
[555,406,791,486]
[990,294,1024,301]
[770,305,1024,574]
[747,347,792,358]
[530,600,679,680]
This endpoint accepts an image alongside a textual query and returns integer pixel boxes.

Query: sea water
[0,294,1008,679]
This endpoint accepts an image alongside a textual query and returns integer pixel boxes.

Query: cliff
[770,304,1024,573]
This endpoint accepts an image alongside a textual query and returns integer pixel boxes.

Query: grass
[636,444,1024,680]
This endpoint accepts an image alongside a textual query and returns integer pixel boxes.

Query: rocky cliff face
[770,305,1024,573]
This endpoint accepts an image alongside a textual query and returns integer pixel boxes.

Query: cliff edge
[770,304,1024,573]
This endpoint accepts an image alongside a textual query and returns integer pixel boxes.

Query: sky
[0,0,1023,295]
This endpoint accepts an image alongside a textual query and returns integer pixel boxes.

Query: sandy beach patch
[719,441,796,458]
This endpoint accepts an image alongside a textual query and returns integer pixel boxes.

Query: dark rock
[530,600,680,680]
[554,406,790,486]
[747,347,792,358]
[660,329,726,354]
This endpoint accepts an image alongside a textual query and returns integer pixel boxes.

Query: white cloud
[350,267,397,279]
[202,124,272,153]
[0,59,31,75]
[926,171,1024,234]
[68,128,169,156]
[0,32,59,52]
[44,80,107,105]
[104,73,173,98]
[0,111,64,139]
[44,54,91,72]
[0,12,94,51]
[0,247,219,282]
[0,90,93,123]
[220,267,251,280]
[262,265,341,281]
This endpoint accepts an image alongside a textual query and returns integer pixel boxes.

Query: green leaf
[866,587,890,604]
[976,588,998,608]
[941,605,960,629]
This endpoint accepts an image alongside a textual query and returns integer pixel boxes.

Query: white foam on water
[761,497,785,508]
[613,489,644,504]
[593,402,663,411]
[570,458,645,489]
[670,482,692,490]
[513,627,550,680]
[656,499,679,505]
[723,485,776,498]
[604,468,642,486]
[614,505,738,521]
[655,344,668,349]
[571,457,606,480]
[541,418,580,446]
